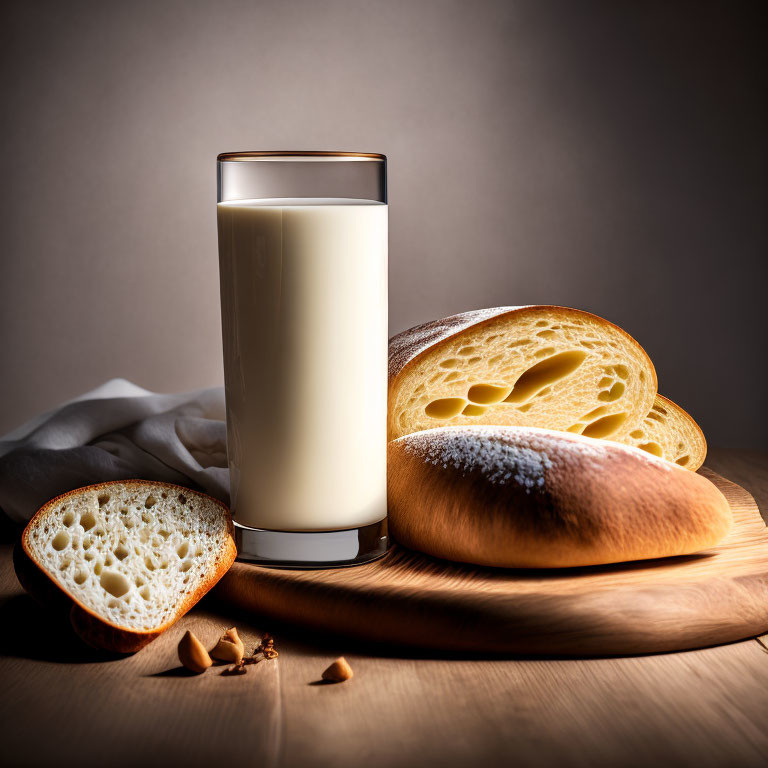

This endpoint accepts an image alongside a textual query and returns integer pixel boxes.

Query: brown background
[0,0,765,449]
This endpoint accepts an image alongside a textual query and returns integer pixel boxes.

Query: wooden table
[1,448,767,768]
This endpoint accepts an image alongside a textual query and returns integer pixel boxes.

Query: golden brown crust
[17,480,237,653]
[387,426,731,568]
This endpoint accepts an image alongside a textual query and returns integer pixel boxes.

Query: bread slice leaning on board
[387,426,730,569]
[388,305,706,470]
[625,395,707,470]
[15,480,236,653]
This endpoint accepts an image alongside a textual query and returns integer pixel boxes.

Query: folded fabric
[0,379,229,524]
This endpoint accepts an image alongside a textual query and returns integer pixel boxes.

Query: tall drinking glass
[217,152,388,567]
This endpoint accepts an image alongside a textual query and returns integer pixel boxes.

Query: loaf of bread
[387,426,730,568]
[389,306,657,444]
[389,306,706,470]
[625,395,707,471]
[15,480,236,653]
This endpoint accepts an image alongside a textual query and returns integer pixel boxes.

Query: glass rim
[217,151,385,162]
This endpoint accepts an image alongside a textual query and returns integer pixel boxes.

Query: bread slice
[16,480,236,653]
[389,306,658,444]
[388,426,731,568]
[625,395,707,471]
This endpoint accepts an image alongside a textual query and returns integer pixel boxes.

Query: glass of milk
[217,152,388,567]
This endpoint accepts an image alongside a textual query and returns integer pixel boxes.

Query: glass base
[234,518,388,569]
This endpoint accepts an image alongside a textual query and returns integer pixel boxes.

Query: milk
[217,198,388,531]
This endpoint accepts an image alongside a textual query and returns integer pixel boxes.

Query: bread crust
[17,480,237,653]
[387,426,731,568]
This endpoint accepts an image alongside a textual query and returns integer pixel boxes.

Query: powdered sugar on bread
[399,426,555,489]
[388,426,730,568]
[396,425,672,491]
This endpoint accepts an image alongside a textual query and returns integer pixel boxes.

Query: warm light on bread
[388,306,707,470]
[625,395,707,470]
[388,306,657,445]
[387,426,731,569]
[16,480,236,653]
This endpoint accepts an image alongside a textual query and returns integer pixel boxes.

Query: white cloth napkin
[0,379,229,524]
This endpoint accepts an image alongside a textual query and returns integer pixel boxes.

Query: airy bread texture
[389,306,706,470]
[17,480,236,652]
[388,426,731,568]
[625,395,707,471]
[388,306,657,446]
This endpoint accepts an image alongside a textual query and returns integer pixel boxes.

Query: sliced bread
[388,306,658,445]
[15,480,236,653]
[625,395,707,471]
[387,426,731,568]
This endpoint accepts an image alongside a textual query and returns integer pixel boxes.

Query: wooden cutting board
[214,470,768,656]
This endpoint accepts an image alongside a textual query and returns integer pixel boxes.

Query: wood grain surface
[0,449,767,768]
[215,469,768,655]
